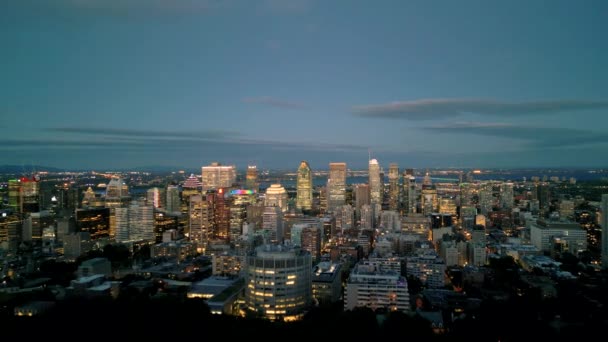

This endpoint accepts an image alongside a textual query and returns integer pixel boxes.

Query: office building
[201,162,236,191]
[369,159,382,205]
[301,225,322,261]
[0,212,23,252]
[105,177,130,208]
[151,241,196,261]
[296,161,313,211]
[75,208,110,241]
[246,165,259,191]
[146,187,165,209]
[245,245,312,321]
[403,170,417,214]
[500,183,514,210]
[189,194,213,253]
[406,249,446,288]
[265,184,288,212]
[327,162,347,212]
[262,206,284,243]
[388,163,400,211]
[165,185,181,214]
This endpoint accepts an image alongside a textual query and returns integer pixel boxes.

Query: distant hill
[0,165,63,173]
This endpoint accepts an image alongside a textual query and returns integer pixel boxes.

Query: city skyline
[2,0,608,170]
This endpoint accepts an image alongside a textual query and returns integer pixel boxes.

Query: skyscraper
[147,187,165,209]
[327,162,347,212]
[246,165,258,191]
[265,184,288,212]
[388,163,400,211]
[403,169,417,214]
[602,194,608,268]
[189,194,212,253]
[369,159,382,205]
[296,161,313,211]
[201,162,237,191]
[500,182,514,210]
[165,185,180,213]
[262,206,284,243]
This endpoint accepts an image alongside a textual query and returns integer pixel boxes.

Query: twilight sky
[1,0,608,171]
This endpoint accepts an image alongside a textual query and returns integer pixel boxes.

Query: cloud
[423,122,608,147]
[47,127,238,140]
[242,96,309,110]
[353,98,608,120]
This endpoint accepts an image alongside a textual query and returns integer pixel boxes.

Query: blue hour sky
[1,0,608,171]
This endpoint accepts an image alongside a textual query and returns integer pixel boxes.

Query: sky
[1,0,608,171]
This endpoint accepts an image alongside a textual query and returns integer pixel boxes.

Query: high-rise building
[201,162,236,191]
[421,178,438,216]
[601,194,608,268]
[246,165,259,191]
[529,219,587,253]
[105,177,130,208]
[360,204,373,229]
[0,212,23,252]
[388,163,400,211]
[124,201,154,242]
[262,206,284,243]
[114,207,130,243]
[335,204,355,231]
[296,161,313,211]
[188,194,213,253]
[146,187,165,209]
[75,207,110,241]
[403,170,417,214]
[354,184,370,213]
[211,189,231,240]
[245,244,312,321]
[369,159,382,205]
[327,162,347,212]
[537,183,551,210]
[500,183,514,210]
[312,262,342,305]
[478,183,494,215]
[165,185,181,213]
[265,184,288,212]
[301,225,321,261]
[229,203,246,242]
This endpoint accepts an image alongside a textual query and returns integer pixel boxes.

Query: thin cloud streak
[47,127,238,140]
[242,96,309,110]
[353,98,608,120]
[423,122,608,147]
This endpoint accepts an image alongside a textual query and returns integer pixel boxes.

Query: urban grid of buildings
[0,159,607,328]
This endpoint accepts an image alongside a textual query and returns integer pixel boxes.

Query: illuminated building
[403,169,417,214]
[212,252,242,276]
[327,162,347,212]
[246,165,259,191]
[388,163,400,211]
[354,184,370,214]
[146,187,165,209]
[151,241,196,261]
[165,185,181,213]
[82,187,97,207]
[559,200,575,220]
[201,162,236,191]
[438,198,457,216]
[262,206,284,243]
[265,184,288,212]
[344,260,410,312]
[360,204,373,229]
[8,176,40,214]
[301,225,321,261]
[229,203,246,242]
[154,212,178,243]
[0,211,23,252]
[601,194,608,268]
[212,189,230,240]
[312,262,342,305]
[105,177,130,208]
[406,249,446,288]
[296,161,313,211]
[245,244,312,321]
[529,219,587,254]
[478,183,493,215]
[500,182,514,209]
[113,201,154,242]
[420,173,438,216]
[75,208,110,240]
[25,211,53,242]
[369,159,382,205]
[380,210,400,231]
[189,194,213,253]
[335,204,355,231]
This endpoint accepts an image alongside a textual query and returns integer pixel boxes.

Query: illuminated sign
[229,189,255,195]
